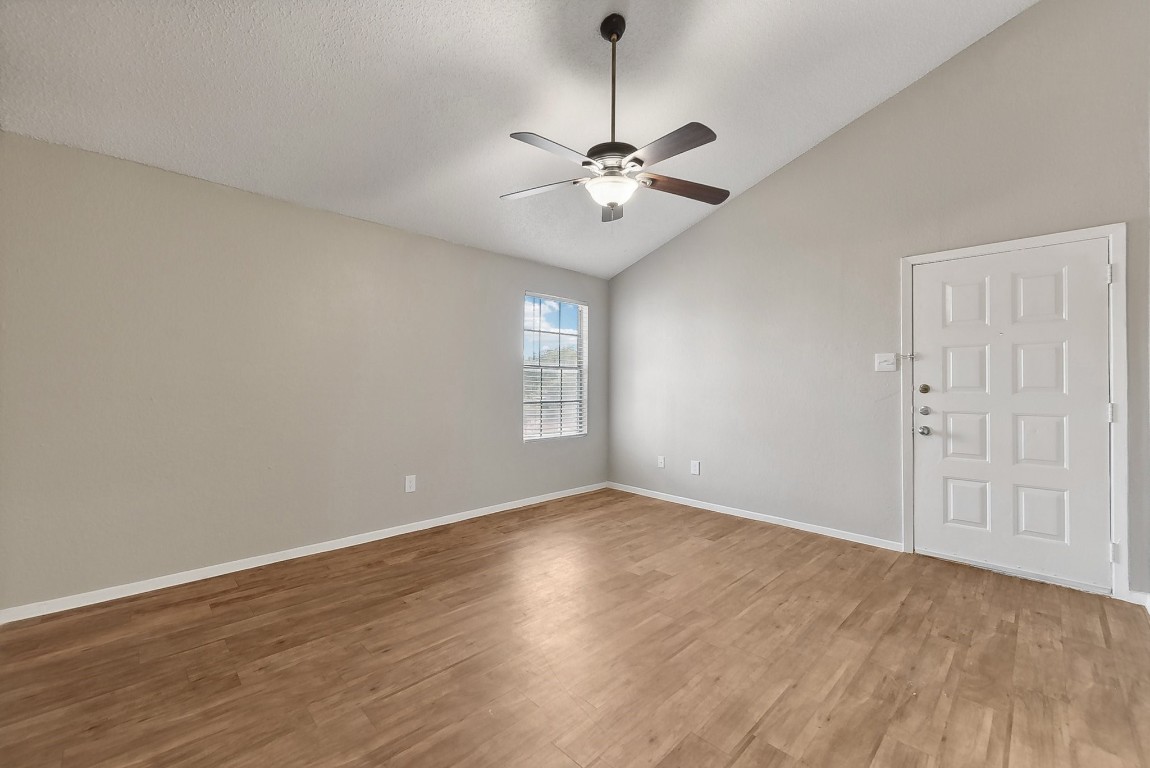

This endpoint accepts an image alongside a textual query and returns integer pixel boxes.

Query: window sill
[523,432,589,443]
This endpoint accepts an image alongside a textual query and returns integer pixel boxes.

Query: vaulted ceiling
[0,0,1038,277]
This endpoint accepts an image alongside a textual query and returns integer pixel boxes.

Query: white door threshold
[915,546,1111,595]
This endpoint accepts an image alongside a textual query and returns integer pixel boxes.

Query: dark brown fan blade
[601,205,622,223]
[501,178,589,200]
[637,173,729,205]
[623,123,716,168]
[510,133,598,167]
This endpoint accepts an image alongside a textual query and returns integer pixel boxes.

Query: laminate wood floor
[3,489,1149,767]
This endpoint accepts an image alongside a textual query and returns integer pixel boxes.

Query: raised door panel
[945,478,990,530]
[1013,268,1067,323]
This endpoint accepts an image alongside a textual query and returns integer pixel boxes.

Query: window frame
[522,292,589,442]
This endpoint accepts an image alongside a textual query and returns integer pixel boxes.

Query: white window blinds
[523,294,588,440]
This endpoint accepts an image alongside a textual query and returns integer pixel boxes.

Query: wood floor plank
[1009,688,1072,768]
[870,735,937,768]
[882,634,962,756]
[727,736,801,768]
[936,695,1008,768]
[651,733,730,768]
[1,489,1148,768]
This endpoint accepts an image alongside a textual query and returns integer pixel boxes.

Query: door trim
[898,223,1131,600]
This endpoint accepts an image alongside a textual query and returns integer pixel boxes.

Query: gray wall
[0,133,608,610]
[609,0,1150,586]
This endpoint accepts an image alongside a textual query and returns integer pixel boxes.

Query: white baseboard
[1130,591,1150,617]
[607,482,903,552]
[1111,584,1150,610]
[0,482,608,625]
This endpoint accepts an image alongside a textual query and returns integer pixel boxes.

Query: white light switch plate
[690,460,701,476]
[657,456,665,468]
[874,353,898,372]
[404,475,417,493]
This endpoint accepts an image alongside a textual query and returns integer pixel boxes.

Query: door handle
[917,426,932,436]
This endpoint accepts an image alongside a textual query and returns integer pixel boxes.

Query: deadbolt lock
[918,384,931,394]
[919,406,931,415]
[918,426,932,436]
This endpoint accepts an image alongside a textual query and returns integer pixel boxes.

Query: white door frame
[899,223,1133,601]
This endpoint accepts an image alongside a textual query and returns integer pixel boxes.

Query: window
[523,294,588,440]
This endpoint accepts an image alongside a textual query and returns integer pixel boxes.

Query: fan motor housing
[588,141,638,166]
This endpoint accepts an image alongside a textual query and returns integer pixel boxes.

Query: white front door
[911,237,1112,590]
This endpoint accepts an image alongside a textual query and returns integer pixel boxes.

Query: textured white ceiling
[0,0,1037,278]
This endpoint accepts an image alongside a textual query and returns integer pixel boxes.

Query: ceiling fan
[501,13,730,223]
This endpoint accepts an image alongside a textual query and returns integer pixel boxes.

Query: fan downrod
[599,13,625,42]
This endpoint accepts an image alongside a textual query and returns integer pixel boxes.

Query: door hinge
[1111,541,1120,563]
[1107,403,1116,423]
[1106,263,1114,284]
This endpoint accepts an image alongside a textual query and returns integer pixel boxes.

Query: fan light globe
[586,174,639,208]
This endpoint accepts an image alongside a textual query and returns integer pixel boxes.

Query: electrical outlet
[405,475,417,493]
[690,460,701,476]
[657,455,665,468]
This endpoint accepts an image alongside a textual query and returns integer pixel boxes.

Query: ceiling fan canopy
[502,13,730,223]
